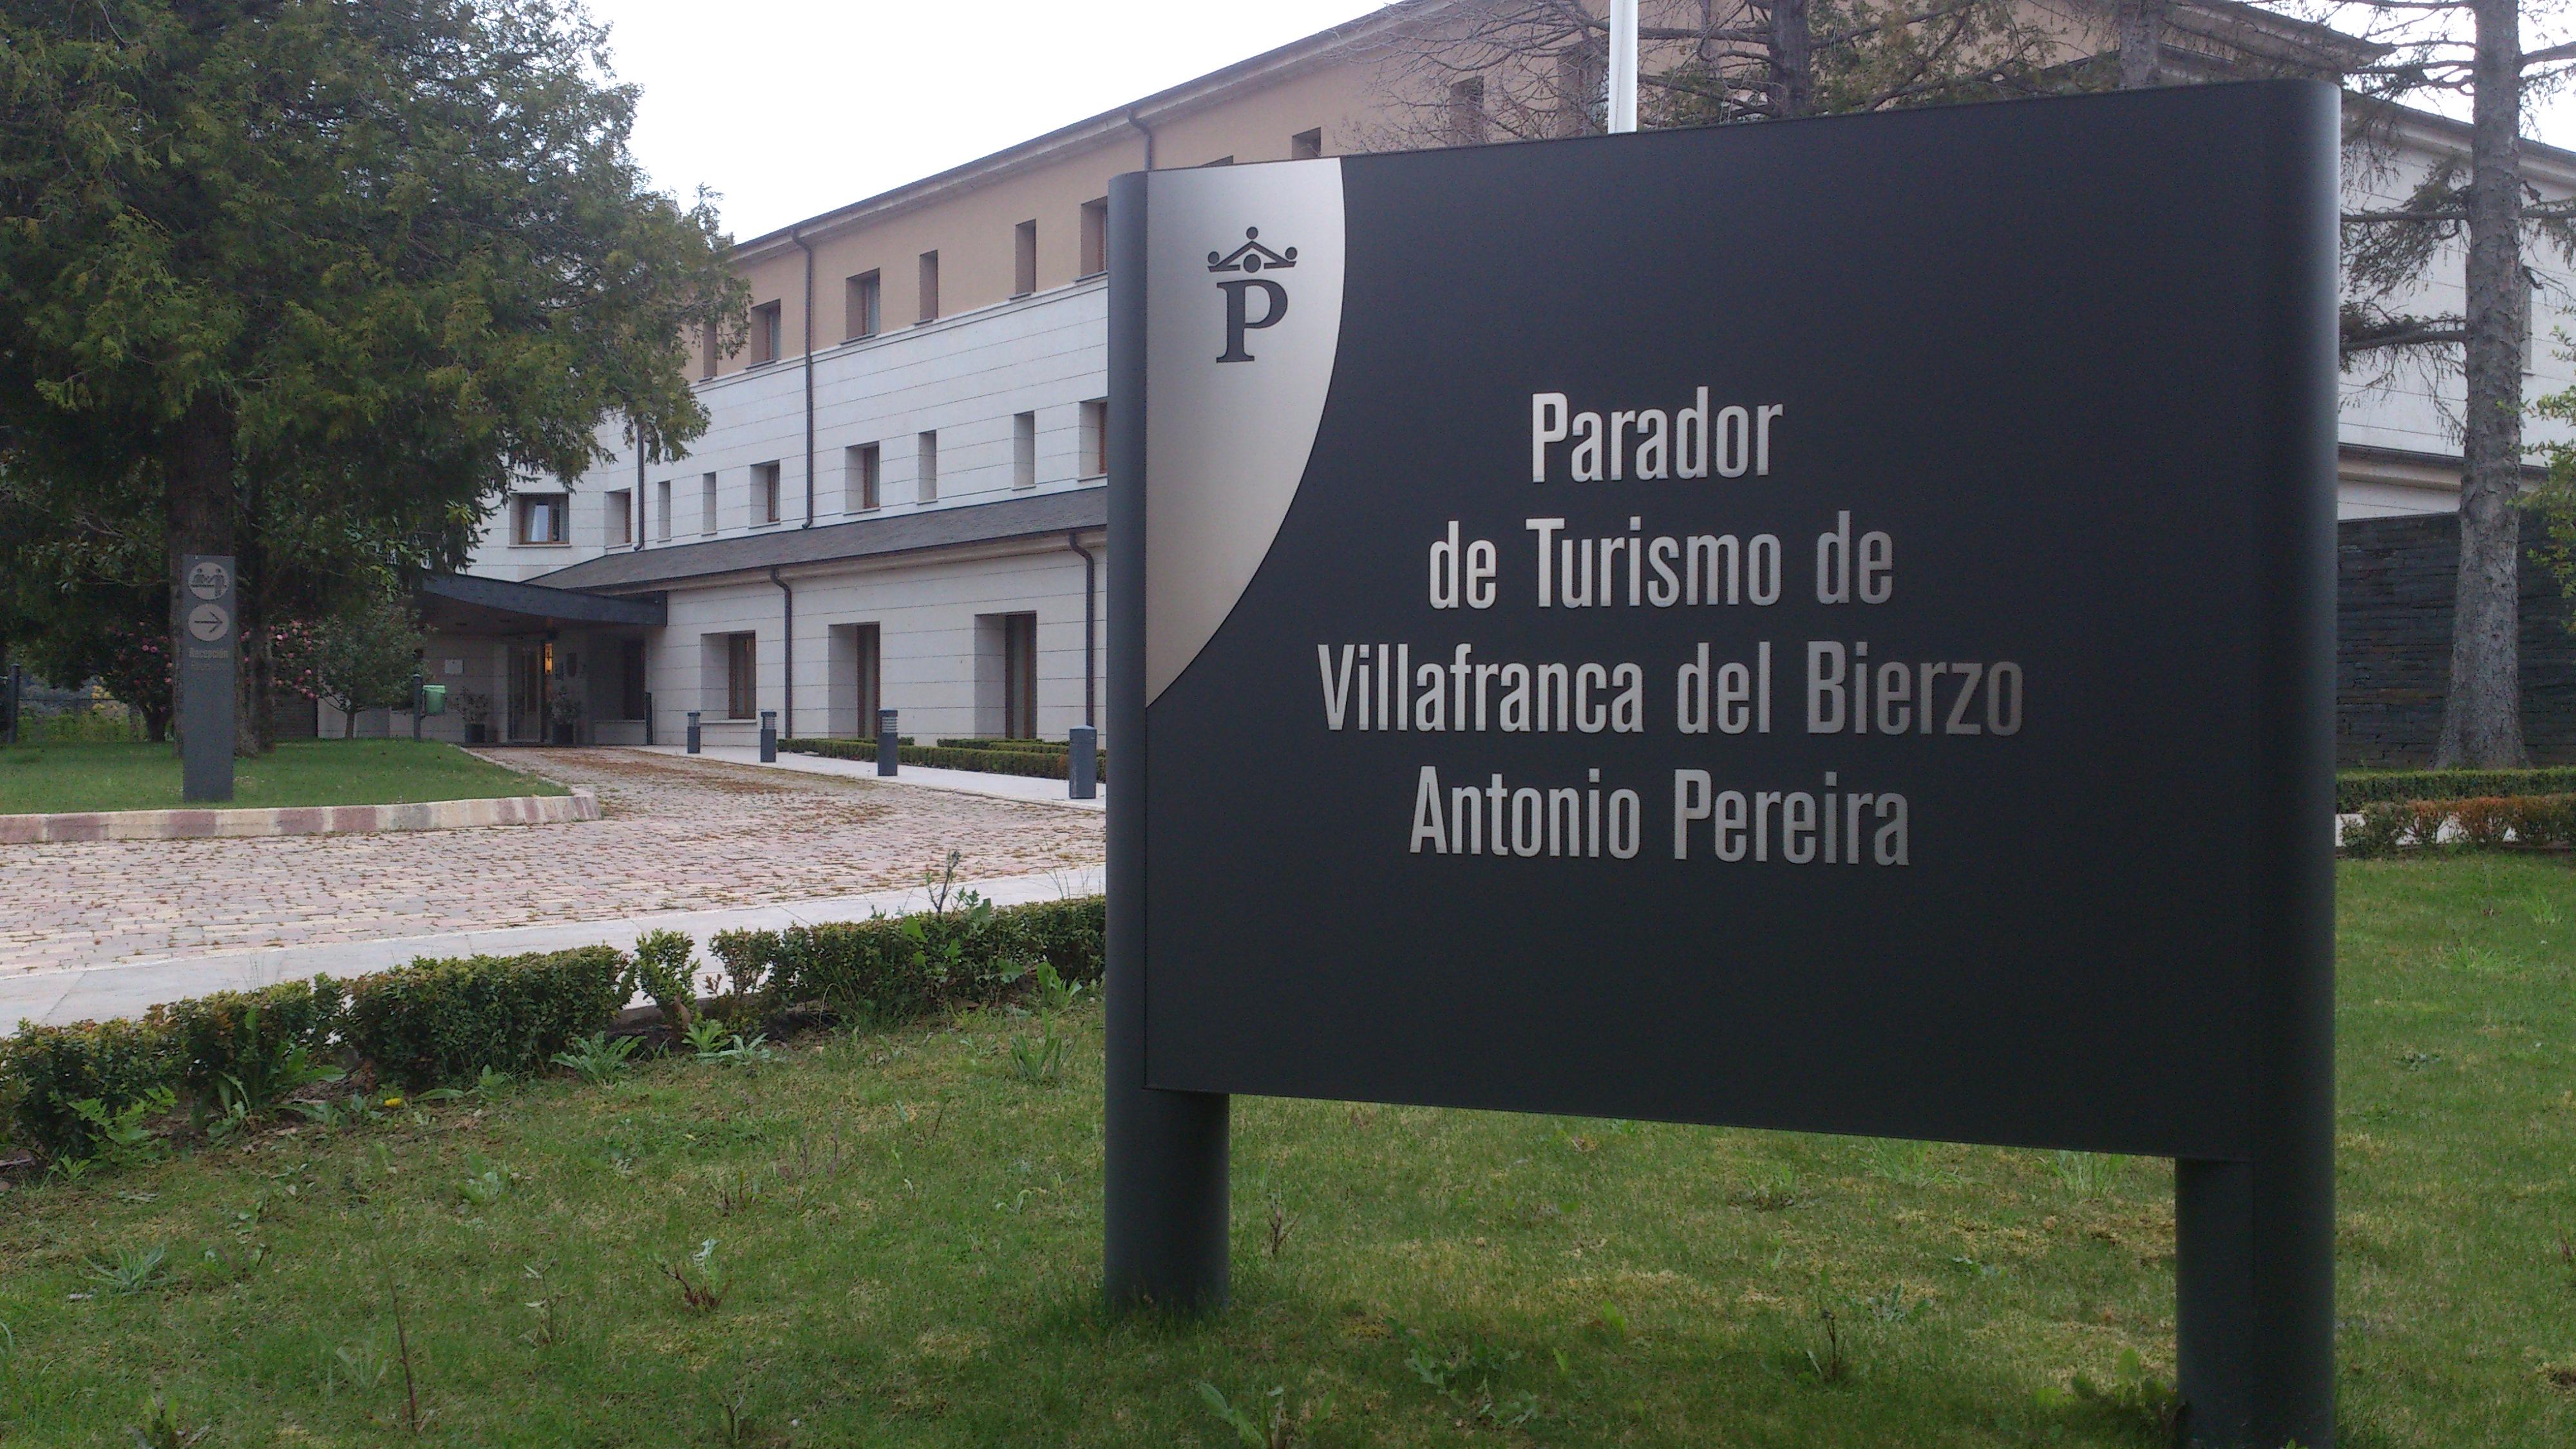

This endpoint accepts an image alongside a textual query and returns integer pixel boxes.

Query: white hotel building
[397,0,2576,751]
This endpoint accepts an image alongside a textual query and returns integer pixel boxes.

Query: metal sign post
[1106,84,2337,1445]
[180,554,237,802]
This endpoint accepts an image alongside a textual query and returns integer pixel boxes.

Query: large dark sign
[1106,82,2336,1446]
[180,554,237,802]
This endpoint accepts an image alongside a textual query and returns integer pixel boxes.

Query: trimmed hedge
[934,737,1070,753]
[2341,794,2576,856]
[710,896,1104,1020]
[2336,767,2576,811]
[0,1016,180,1162]
[3,900,1106,1165]
[345,946,628,1089]
[782,736,1108,782]
[146,976,345,1106]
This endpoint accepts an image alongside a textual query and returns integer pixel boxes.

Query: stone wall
[2338,515,2576,766]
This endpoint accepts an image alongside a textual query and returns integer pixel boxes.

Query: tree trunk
[164,390,238,759]
[2116,0,2164,89]
[1770,0,1815,119]
[2438,0,2530,767]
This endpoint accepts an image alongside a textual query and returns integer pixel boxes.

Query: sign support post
[1104,169,1230,1313]
[180,554,236,802]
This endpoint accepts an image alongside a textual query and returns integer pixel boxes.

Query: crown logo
[1207,227,1297,274]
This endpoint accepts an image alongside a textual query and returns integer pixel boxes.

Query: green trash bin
[420,684,447,716]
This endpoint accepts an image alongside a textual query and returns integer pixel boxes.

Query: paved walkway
[638,744,1103,811]
[2,748,1103,1025]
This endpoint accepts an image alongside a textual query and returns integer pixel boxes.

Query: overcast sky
[591,1,2572,242]
[592,1,1391,240]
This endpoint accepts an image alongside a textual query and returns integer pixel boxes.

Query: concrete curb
[0,787,599,844]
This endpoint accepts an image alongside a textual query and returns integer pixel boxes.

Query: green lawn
[0,857,2569,1446]
[0,740,567,816]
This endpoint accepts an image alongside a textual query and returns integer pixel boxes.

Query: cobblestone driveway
[2,750,1103,976]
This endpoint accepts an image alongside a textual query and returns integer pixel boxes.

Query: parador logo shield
[1208,227,1295,363]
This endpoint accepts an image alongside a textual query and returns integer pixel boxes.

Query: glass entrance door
[509,647,547,742]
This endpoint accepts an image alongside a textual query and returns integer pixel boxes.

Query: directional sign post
[1107,82,2338,1446]
[180,554,237,802]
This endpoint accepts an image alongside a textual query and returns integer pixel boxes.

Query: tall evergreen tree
[0,0,746,752]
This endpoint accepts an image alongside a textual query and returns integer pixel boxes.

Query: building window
[606,489,632,546]
[1291,127,1324,160]
[699,319,717,379]
[701,473,717,535]
[1080,198,1108,278]
[917,251,940,324]
[726,632,757,720]
[752,461,782,524]
[1200,155,1235,167]
[515,493,569,545]
[1079,399,1108,479]
[1002,613,1038,739]
[916,430,938,502]
[846,270,879,340]
[1014,412,1037,489]
[749,301,782,365]
[1014,220,1037,298]
[833,621,882,739]
[655,479,672,542]
[848,442,880,511]
[1447,79,1487,147]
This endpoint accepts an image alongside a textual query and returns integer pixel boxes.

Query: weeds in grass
[551,1032,640,1084]
[64,1090,175,1175]
[288,1093,383,1131]
[2050,1151,2126,1198]
[661,1239,724,1313]
[1265,1187,1296,1259]
[1197,1381,1331,1448]
[457,1153,509,1208]
[1009,1025,1066,1084]
[1728,1170,1800,1211]
[327,1340,390,1397]
[122,1394,210,1448]
[519,1264,563,1348]
[2037,1347,2179,1434]
[473,1066,515,1099]
[1804,1307,1848,1383]
[1861,1285,1922,1325]
[715,1168,765,1217]
[1405,1334,1538,1426]
[698,1032,778,1068]
[712,1393,758,1446]
[84,1245,169,1296]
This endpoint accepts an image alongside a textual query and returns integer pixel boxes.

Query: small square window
[515,493,569,545]
[1079,198,1108,278]
[749,301,782,365]
[847,442,880,511]
[846,270,880,340]
[1079,399,1108,480]
[1291,128,1323,160]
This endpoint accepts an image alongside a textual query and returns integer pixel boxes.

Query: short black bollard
[1068,724,1097,800]
[686,710,701,755]
[877,708,898,777]
[759,710,778,763]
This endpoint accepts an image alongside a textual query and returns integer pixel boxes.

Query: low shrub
[628,930,697,1036]
[145,976,346,1111]
[712,895,1104,1023]
[1,1017,179,1162]
[781,737,1107,782]
[2336,767,2576,812]
[2342,793,2576,855]
[2344,802,2409,858]
[343,946,627,1088]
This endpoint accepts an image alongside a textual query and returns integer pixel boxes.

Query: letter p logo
[1216,278,1289,364]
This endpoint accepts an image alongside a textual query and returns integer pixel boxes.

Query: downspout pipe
[769,566,794,739]
[1068,531,1097,728]
[1124,106,1157,169]
[791,228,817,528]
[634,419,646,551]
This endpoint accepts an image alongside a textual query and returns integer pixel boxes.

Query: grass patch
[0,740,567,816]
[0,858,2570,1444]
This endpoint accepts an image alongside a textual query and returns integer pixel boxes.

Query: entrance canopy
[417,573,665,637]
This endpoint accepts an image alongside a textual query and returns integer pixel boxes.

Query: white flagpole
[1608,0,1639,133]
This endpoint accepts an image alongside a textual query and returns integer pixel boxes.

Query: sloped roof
[530,488,1106,593]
